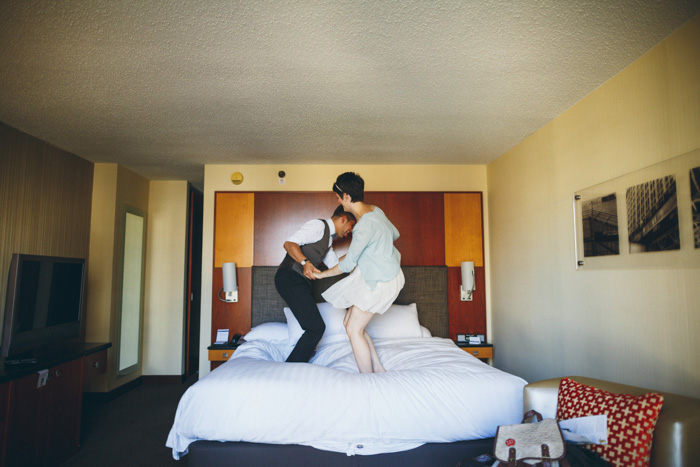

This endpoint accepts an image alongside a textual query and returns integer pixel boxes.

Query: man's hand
[303,262,321,280]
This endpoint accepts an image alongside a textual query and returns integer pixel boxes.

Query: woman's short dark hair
[333,172,364,202]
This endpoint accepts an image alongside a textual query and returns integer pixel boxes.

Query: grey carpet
[62,377,196,467]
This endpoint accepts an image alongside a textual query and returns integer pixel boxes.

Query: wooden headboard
[251,266,449,338]
[212,191,486,345]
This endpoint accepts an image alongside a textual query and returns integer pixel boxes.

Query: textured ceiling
[1,1,698,189]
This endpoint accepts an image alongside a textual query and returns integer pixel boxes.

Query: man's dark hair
[333,172,364,202]
[332,205,356,222]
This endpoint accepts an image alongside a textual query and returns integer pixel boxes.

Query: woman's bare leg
[363,330,385,373]
[345,306,375,373]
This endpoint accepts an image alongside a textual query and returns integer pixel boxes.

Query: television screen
[3,254,85,358]
[16,260,84,331]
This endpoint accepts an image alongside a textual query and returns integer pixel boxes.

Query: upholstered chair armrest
[523,376,700,467]
[523,377,562,420]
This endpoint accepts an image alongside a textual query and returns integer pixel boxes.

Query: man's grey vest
[279,220,331,277]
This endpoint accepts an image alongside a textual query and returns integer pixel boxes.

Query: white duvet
[166,336,526,459]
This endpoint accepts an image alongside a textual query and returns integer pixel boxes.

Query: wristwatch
[300,259,308,266]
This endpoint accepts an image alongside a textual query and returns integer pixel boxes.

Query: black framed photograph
[582,193,619,257]
[626,175,680,253]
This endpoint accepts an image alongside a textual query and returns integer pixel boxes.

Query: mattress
[166,335,526,459]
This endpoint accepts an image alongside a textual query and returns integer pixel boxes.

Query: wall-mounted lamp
[460,261,475,301]
[219,262,238,302]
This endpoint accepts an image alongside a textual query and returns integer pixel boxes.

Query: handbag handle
[521,410,543,423]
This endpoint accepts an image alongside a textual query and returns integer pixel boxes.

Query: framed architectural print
[573,148,700,270]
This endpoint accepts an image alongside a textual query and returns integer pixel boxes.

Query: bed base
[187,265,461,465]
[187,438,494,467]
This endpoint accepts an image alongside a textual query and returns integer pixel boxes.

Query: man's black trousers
[274,267,326,362]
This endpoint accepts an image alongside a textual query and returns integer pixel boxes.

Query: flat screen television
[2,253,85,358]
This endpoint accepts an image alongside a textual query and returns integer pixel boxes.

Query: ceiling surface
[1,1,698,189]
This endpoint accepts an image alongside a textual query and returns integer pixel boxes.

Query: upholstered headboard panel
[251,266,448,338]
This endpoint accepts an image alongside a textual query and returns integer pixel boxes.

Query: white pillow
[283,307,304,344]
[419,325,432,338]
[365,303,423,339]
[317,302,349,346]
[284,302,423,342]
[283,302,348,344]
[317,302,347,336]
[244,322,289,342]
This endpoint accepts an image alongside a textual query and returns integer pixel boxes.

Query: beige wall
[143,181,189,376]
[199,164,488,377]
[86,164,119,344]
[487,16,699,398]
[86,163,150,392]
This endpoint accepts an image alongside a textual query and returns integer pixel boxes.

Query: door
[186,187,203,378]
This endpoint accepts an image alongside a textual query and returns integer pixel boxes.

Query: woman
[313,172,404,373]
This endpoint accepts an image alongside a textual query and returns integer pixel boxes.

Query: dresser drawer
[461,346,493,359]
[83,349,107,381]
[208,349,235,361]
[0,382,9,421]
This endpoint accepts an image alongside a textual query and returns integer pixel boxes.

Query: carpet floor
[61,376,196,467]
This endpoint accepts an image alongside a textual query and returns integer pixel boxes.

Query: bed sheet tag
[559,415,608,444]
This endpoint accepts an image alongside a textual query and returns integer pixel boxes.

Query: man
[275,205,356,362]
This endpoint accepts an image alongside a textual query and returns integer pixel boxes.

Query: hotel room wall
[142,181,189,376]
[85,165,118,346]
[487,15,699,398]
[200,165,489,377]
[85,164,150,392]
[0,122,93,340]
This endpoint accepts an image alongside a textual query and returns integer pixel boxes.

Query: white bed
[167,302,526,460]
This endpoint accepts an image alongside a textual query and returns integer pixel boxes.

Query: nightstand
[458,343,493,362]
[208,346,237,361]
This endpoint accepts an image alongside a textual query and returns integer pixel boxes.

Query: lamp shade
[461,261,475,291]
[222,262,237,292]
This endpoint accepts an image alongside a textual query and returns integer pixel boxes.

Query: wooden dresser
[0,342,111,466]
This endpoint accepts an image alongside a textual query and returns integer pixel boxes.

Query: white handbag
[493,410,568,467]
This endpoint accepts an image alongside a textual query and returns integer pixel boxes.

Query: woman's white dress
[322,267,405,314]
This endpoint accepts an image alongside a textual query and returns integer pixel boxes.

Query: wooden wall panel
[364,192,445,266]
[444,193,484,267]
[0,122,93,333]
[253,192,445,267]
[214,192,254,267]
[447,266,486,340]
[253,192,344,266]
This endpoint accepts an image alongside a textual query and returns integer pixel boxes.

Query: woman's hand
[316,264,342,279]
